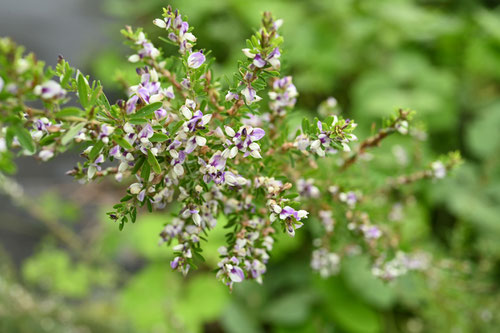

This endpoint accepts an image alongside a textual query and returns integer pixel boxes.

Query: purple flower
[363,226,382,240]
[171,257,180,269]
[126,95,139,114]
[228,265,245,283]
[138,123,154,139]
[34,80,66,100]
[253,54,266,68]
[225,91,239,101]
[231,126,265,158]
[168,32,178,42]
[154,108,168,120]
[269,76,297,116]
[185,110,211,132]
[241,86,262,104]
[249,128,265,141]
[279,206,309,221]
[138,42,160,59]
[199,151,227,184]
[297,178,320,198]
[180,21,189,35]
[267,47,281,68]
[109,145,121,158]
[188,51,205,69]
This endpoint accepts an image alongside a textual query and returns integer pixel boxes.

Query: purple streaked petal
[137,87,150,103]
[171,257,180,269]
[317,120,323,132]
[268,47,280,59]
[187,51,206,69]
[126,95,139,114]
[94,154,105,164]
[228,266,245,283]
[139,123,154,139]
[253,54,266,68]
[109,145,120,157]
[249,128,265,141]
[154,108,168,120]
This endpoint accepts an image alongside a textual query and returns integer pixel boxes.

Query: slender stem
[25,106,101,125]
[341,109,410,171]
[341,127,394,171]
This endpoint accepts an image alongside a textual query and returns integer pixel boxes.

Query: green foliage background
[1,0,500,332]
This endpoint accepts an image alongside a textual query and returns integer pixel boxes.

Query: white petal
[224,126,235,137]
[149,94,163,103]
[180,105,192,119]
[195,136,207,146]
[153,18,166,28]
[250,150,262,159]
[129,183,142,194]
[242,48,255,58]
[249,142,260,151]
[192,213,201,226]
[230,146,238,159]
[170,149,179,158]
[174,164,184,176]
[128,54,140,63]
[88,165,97,179]
[201,114,212,125]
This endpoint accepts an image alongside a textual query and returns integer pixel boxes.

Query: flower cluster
[268,76,298,116]
[295,116,358,157]
[372,251,430,280]
[0,8,461,289]
[217,217,275,289]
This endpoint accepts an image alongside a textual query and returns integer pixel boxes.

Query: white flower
[128,54,140,63]
[129,183,142,194]
[38,149,54,161]
[250,150,262,159]
[195,136,207,146]
[180,105,192,119]
[153,18,166,28]
[192,213,202,226]
[224,126,235,137]
[242,48,255,58]
[201,114,212,125]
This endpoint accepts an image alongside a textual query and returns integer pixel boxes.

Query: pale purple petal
[249,128,265,141]
[188,52,206,69]
[228,266,245,282]
[253,54,266,68]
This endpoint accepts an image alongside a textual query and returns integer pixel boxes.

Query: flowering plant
[0,6,461,289]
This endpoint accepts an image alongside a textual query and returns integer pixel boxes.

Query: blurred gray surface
[0,0,122,263]
[0,0,118,68]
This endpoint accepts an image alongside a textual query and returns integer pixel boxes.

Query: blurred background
[1,0,500,332]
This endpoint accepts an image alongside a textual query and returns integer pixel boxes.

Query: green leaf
[13,125,36,154]
[89,141,104,160]
[61,123,85,145]
[301,118,310,134]
[98,93,111,111]
[115,137,133,150]
[169,120,184,133]
[77,74,89,108]
[55,107,85,118]
[128,118,148,125]
[149,132,169,142]
[141,160,151,181]
[39,133,60,146]
[131,102,162,119]
[147,150,161,174]
[131,156,145,174]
